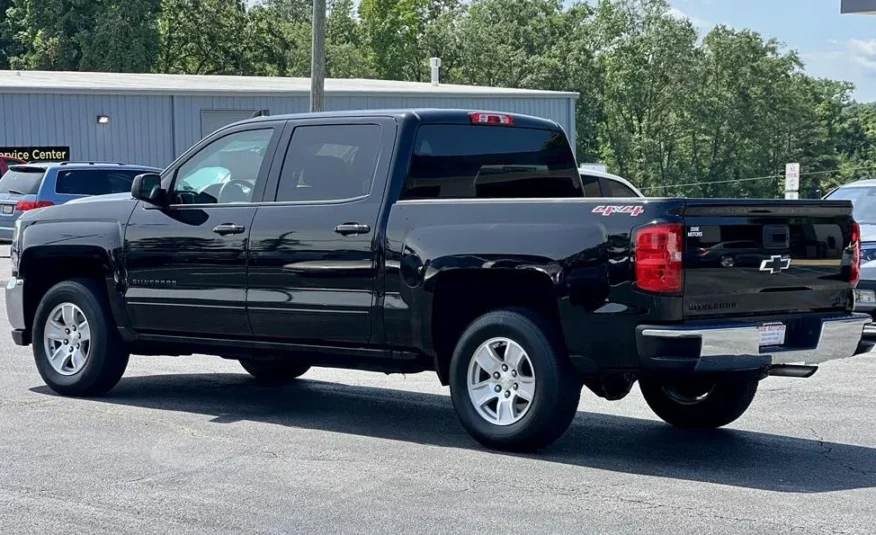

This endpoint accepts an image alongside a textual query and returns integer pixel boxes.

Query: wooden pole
[310,0,326,112]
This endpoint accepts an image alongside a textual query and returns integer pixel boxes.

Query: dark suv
[0,162,161,241]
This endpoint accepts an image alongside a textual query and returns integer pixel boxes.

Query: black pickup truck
[5,110,870,451]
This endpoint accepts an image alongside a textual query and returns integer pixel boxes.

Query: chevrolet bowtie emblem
[759,255,791,274]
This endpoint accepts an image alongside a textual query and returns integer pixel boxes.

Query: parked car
[6,110,869,452]
[824,179,876,329]
[0,162,161,242]
[0,155,25,176]
[579,167,645,198]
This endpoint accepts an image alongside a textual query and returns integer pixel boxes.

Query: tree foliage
[0,0,875,197]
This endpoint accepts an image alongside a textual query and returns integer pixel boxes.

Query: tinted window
[172,129,273,204]
[276,124,382,202]
[55,170,143,195]
[404,125,580,200]
[580,174,602,197]
[0,167,45,194]
[605,178,638,198]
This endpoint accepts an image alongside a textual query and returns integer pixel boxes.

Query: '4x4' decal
[592,205,644,217]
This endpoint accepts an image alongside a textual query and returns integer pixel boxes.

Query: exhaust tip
[769,364,818,378]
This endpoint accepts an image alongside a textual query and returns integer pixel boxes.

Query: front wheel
[32,279,129,397]
[639,375,759,429]
[239,359,310,383]
[449,309,581,452]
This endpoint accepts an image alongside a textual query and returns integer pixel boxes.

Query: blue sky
[668,0,876,102]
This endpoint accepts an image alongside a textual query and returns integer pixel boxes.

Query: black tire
[32,279,129,397]
[239,359,310,383]
[449,309,581,452]
[639,375,759,429]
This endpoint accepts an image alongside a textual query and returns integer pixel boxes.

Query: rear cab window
[55,169,144,195]
[0,166,46,195]
[403,125,581,199]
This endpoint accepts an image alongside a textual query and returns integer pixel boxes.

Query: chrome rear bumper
[637,313,871,373]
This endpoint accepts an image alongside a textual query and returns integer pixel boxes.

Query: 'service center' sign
[0,146,70,162]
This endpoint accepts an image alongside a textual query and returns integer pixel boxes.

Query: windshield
[0,167,46,195]
[825,187,876,224]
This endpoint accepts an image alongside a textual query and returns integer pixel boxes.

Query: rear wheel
[639,375,759,429]
[32,279,129,396]
[449,309,581,452]
[239,359,310,383]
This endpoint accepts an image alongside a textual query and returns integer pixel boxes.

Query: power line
[640,164,876,191]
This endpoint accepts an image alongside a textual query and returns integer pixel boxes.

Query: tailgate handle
[764,225,789,249]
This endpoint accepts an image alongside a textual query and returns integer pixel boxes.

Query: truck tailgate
[682,200,855,318]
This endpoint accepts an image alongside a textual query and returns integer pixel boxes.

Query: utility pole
[310,0,326,112]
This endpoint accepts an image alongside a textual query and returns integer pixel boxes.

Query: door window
[275,124,382,202]
[171,129,273,205]
[55,169,143,195]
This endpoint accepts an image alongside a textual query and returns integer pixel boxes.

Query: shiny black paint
[10,109,858,380]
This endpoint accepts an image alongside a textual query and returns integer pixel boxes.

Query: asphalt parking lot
[2,250,876,534]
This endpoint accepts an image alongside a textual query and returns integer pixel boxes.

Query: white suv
[579,167,644,198]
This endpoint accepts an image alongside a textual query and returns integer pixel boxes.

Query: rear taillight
[469,112,514,126]
[851,222,861,288]
[634,223,684,294]
[15,200,53,212]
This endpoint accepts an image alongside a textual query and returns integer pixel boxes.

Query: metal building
[0,71,578,169]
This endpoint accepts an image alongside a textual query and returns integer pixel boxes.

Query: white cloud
[801,40,876,102]
[847,38,876,72]
[668,7,712,29]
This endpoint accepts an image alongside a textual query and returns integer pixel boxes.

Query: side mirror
[131,173,164,205]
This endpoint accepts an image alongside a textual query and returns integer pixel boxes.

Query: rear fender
[397,222,608,356]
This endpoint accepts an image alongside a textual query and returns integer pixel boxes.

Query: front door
[247,118,395,345]
[125,123,283,337]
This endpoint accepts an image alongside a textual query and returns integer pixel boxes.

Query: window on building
[403,125,580,200]
[275,124,382,202]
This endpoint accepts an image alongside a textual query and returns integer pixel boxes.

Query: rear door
[683,201,854,318]
[247,117,395,345]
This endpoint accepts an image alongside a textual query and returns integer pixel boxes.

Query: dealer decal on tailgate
[592,205,645,217]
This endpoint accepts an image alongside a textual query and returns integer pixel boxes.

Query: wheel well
[430,269,563,385]
[22,255,109,332]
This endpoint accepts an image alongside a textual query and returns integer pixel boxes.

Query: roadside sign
[0,146,70,162]
[785,163,800,200]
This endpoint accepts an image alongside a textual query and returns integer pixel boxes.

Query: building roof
[0,70,578,99]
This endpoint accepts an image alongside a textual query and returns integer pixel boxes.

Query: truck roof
[242,109,564,132]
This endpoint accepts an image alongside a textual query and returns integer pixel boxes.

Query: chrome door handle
[212,223,245,236]
[334,223,371,236]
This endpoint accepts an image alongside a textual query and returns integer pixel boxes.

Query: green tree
[157,0,251,75]
[80,0,160,72]
[359,0,428,80]
[6,0,101,70]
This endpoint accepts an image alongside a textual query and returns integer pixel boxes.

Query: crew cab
[6,110,869,452]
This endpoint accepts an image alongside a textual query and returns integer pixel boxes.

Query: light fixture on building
[96,115,110,125]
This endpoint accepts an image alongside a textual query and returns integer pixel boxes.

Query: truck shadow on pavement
[32,372,876,494]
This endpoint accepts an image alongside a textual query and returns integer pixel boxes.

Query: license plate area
[758,322,786,347]
[1,205,13,215]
